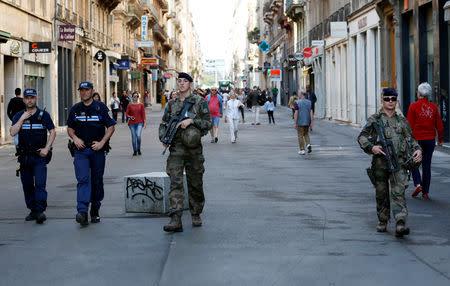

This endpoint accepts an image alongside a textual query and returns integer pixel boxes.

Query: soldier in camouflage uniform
[358,88,422,237]
[159,72,212,232]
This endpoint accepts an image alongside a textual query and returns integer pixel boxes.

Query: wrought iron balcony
[101,0,122,12]
[152,24,168,42]
[285,0,306,21]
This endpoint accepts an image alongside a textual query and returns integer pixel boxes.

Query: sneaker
[215,137,218,143]
[76,212,89,226]
[191,214,202,227]
[90,209,101,223]
[36,212,47,224]
[412,185,422,197]
[307,144,312,153]
[422,193,430,200]
[210,139,215,143]
[132,151,137,156]
[395,221,410,238]
[298,150,306,155]
[25,211,38,221]
[376,221,387,232]
[137,149,142,155]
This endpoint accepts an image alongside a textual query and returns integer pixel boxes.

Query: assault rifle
[161,102,194,155]
[372,119,400,183]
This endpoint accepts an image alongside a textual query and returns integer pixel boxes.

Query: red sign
[270,69,281,76]
[303,48,313,58]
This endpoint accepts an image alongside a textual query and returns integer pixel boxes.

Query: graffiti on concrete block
[126,177,164,202]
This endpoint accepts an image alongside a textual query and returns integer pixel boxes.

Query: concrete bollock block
[124,172,189,214]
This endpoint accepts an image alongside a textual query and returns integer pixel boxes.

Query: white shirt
[226,99,243,120]
[110,97,120,109]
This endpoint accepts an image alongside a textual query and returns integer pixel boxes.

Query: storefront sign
[311,40,324,46]
[94,50,106,62]
[259,41,270,52]
[141,58,158,65]
[151,69,158,81]
[135,41,154,48]
[117,60,130,70]
[141,15,148,41]
[269,69,281,81]
[294,52,304,61]
[29,42,51,53]
[330,22,347,39]
[59,25,75,41]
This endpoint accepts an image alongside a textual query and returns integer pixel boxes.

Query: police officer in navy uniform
[67,81,115,226]
[10,89,56,224]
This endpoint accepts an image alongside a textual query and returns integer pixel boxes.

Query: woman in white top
[226,90,244,143]
[110,92,121,121]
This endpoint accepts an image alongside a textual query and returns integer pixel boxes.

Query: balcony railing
[152,24,168,41]
[270,31,286,51]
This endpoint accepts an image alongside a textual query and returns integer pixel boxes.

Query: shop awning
[0,30,11,43]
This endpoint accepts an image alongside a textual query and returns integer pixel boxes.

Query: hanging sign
[94,50,106,62]
[29,42,51,53]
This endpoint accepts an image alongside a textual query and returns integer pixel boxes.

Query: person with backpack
[205,87,223,143]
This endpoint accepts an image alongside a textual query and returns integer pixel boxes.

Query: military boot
[25,211,38,221]
[35,212,47,224]
[163,214,183,232]
[76,212,89,226]
[376,221,387,232]
[395,221,410,238]
[90,209,101,223]
[191,214,202,227]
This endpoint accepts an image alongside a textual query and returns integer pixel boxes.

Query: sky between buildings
[189,0,238,60]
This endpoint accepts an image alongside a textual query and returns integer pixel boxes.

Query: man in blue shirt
[294,90,314,155]
[10,89,56,224]
[67,81,116,226]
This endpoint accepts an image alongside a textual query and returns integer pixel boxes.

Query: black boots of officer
[25,211,46,224]
[90,209,100,223]
[395,221,410,238]
[76,209,101,226]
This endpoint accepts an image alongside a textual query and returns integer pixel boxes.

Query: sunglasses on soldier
[383,96,397,102]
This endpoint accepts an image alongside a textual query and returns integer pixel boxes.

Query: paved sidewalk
[0,106,449,286]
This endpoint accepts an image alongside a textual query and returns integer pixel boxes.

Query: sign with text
[303,48,313,58]
[269,69,281,81]
[117,60,130,70]
[94,50,106,62]
[141,58,158,65]
[311,40,324,46]
[141,15,148,41]
[59,25,76,41]
[135,41,154,48]
[29,42,51,53]
[330,22,347,39]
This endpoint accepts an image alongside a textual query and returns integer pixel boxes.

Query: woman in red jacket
[126,92,146,156]
[407,82,444,199]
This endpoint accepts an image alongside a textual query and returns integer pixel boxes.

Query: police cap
[382,88,398,97]
[23,89,37,97]
[78,81,94,90]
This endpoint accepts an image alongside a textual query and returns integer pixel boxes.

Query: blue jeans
[129,123,143,152]
[121,106,128,122]
[412,139,435,194]
[19,155,47,212]
[74,148,106,213]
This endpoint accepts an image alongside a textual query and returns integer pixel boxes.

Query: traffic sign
[311,40,324,46]
[294,52,304,61]
[259,41,270,52]
[303,48,313,58]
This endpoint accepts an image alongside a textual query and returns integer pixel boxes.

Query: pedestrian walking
[7,88,26,149]
[93,92,101,101]
[110,92,120,122]
[226,91,244,143]
[248,86,261,125]
[67,81,116,226]
[357,88,422,237]
[237,88,246,123]
[264,97,275,124]
[407,82,444,199]
[271,86,278,107]
[305,85,317,114]
[144,90,149,107]
[294,90,313,155]
[288,92,299,119]
[159,72,212,232]
[126,91,147,156]
[10,89,56,224]
[119,90,130,123]
[205,87,223,143]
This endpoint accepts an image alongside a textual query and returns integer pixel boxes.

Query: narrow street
[1,107,449,286]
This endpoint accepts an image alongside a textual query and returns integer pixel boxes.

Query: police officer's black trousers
[19,155,47,212]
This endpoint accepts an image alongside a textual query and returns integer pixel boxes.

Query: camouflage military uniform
[159,94,212,217]
[358,111,421,224]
